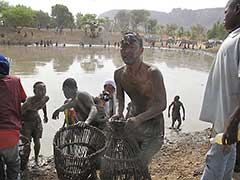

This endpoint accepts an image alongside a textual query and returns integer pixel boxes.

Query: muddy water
[0,46,214,156]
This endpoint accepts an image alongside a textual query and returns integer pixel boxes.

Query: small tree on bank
[51,4,74,29]
[207,21,228,40]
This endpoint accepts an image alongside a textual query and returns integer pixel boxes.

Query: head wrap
[0,54,10,75]
[104,80,116,89]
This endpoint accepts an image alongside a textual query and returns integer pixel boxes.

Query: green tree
[48,17,57,28]
[166,24,178,37]
[101,17,113,32]
[190,24,206,41]
[2,5,36,29]
[51,4,74,28]
[207,21,228,40]
[76,13,106,37]
[0,0,9,12]
[97,17,108,29]
[130,9,150,31]
[75,13,107,30]
[176,26,184,38]
[157,25,165,38]
[78,13,97,26]
[145,19,158,34]
[78,13,96,34]
[0,0,10,26]
[114,10,130,32]
[35,10,51,28]
[76,13,83,29]
[184,30,191,39]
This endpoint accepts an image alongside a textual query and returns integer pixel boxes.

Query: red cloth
[0,130,19,149]
[0,75,27,130]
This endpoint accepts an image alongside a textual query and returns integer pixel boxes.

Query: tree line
[113,10,228,41]
[0,0,228,41]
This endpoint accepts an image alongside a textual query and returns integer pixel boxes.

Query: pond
[0,46,214,156]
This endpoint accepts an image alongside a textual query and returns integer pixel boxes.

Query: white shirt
[199,27,240,133]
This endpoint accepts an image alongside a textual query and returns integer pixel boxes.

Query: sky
[6,0,229,16]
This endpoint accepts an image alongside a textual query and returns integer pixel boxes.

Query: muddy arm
[222,105,240,144]
[113,69,125,119]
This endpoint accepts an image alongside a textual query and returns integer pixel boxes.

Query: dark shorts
[21,118,43,140]
[128,114,164,164]
[139,134,163,164]
[172,112,181,120]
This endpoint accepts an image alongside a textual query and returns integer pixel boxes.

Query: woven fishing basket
[100,120,151,180]
[53,122,107,180]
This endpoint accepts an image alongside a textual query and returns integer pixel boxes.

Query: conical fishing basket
[54,122,107,180]
[100,120,151,180]
[19,134,30,171]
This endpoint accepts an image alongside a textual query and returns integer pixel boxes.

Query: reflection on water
[0,47,214,75]
[0,46,215,156]
[0,47,122,75]
[144,48,214,72]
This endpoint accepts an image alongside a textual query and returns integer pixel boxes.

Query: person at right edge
[199,0,240,179]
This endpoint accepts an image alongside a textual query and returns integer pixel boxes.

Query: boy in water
[21,81,49,166]
[168,95,185,129]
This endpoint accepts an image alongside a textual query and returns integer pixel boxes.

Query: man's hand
[126,116,141,128]
[85,118,91,124]
[52,109,60,120]
[222,118,239,145]
[43,115,48,123]
[109,113,124,121]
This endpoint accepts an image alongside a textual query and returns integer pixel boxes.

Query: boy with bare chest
[21,81,49,166]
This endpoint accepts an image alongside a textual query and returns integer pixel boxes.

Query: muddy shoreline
[21,128,240,180]
[18,129,213,179]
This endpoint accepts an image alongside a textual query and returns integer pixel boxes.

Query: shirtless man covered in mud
[113,32,167,164]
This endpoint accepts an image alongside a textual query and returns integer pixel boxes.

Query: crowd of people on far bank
[1,1,240,180]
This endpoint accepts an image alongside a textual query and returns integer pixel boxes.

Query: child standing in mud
[168,95,185,130]
[21,81,49,166]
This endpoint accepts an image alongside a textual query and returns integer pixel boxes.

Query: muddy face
[34,83,46,98]
[62,86,76,99]
[120,34,143,65]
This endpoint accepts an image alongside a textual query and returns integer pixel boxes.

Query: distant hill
[99,8,224,28]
